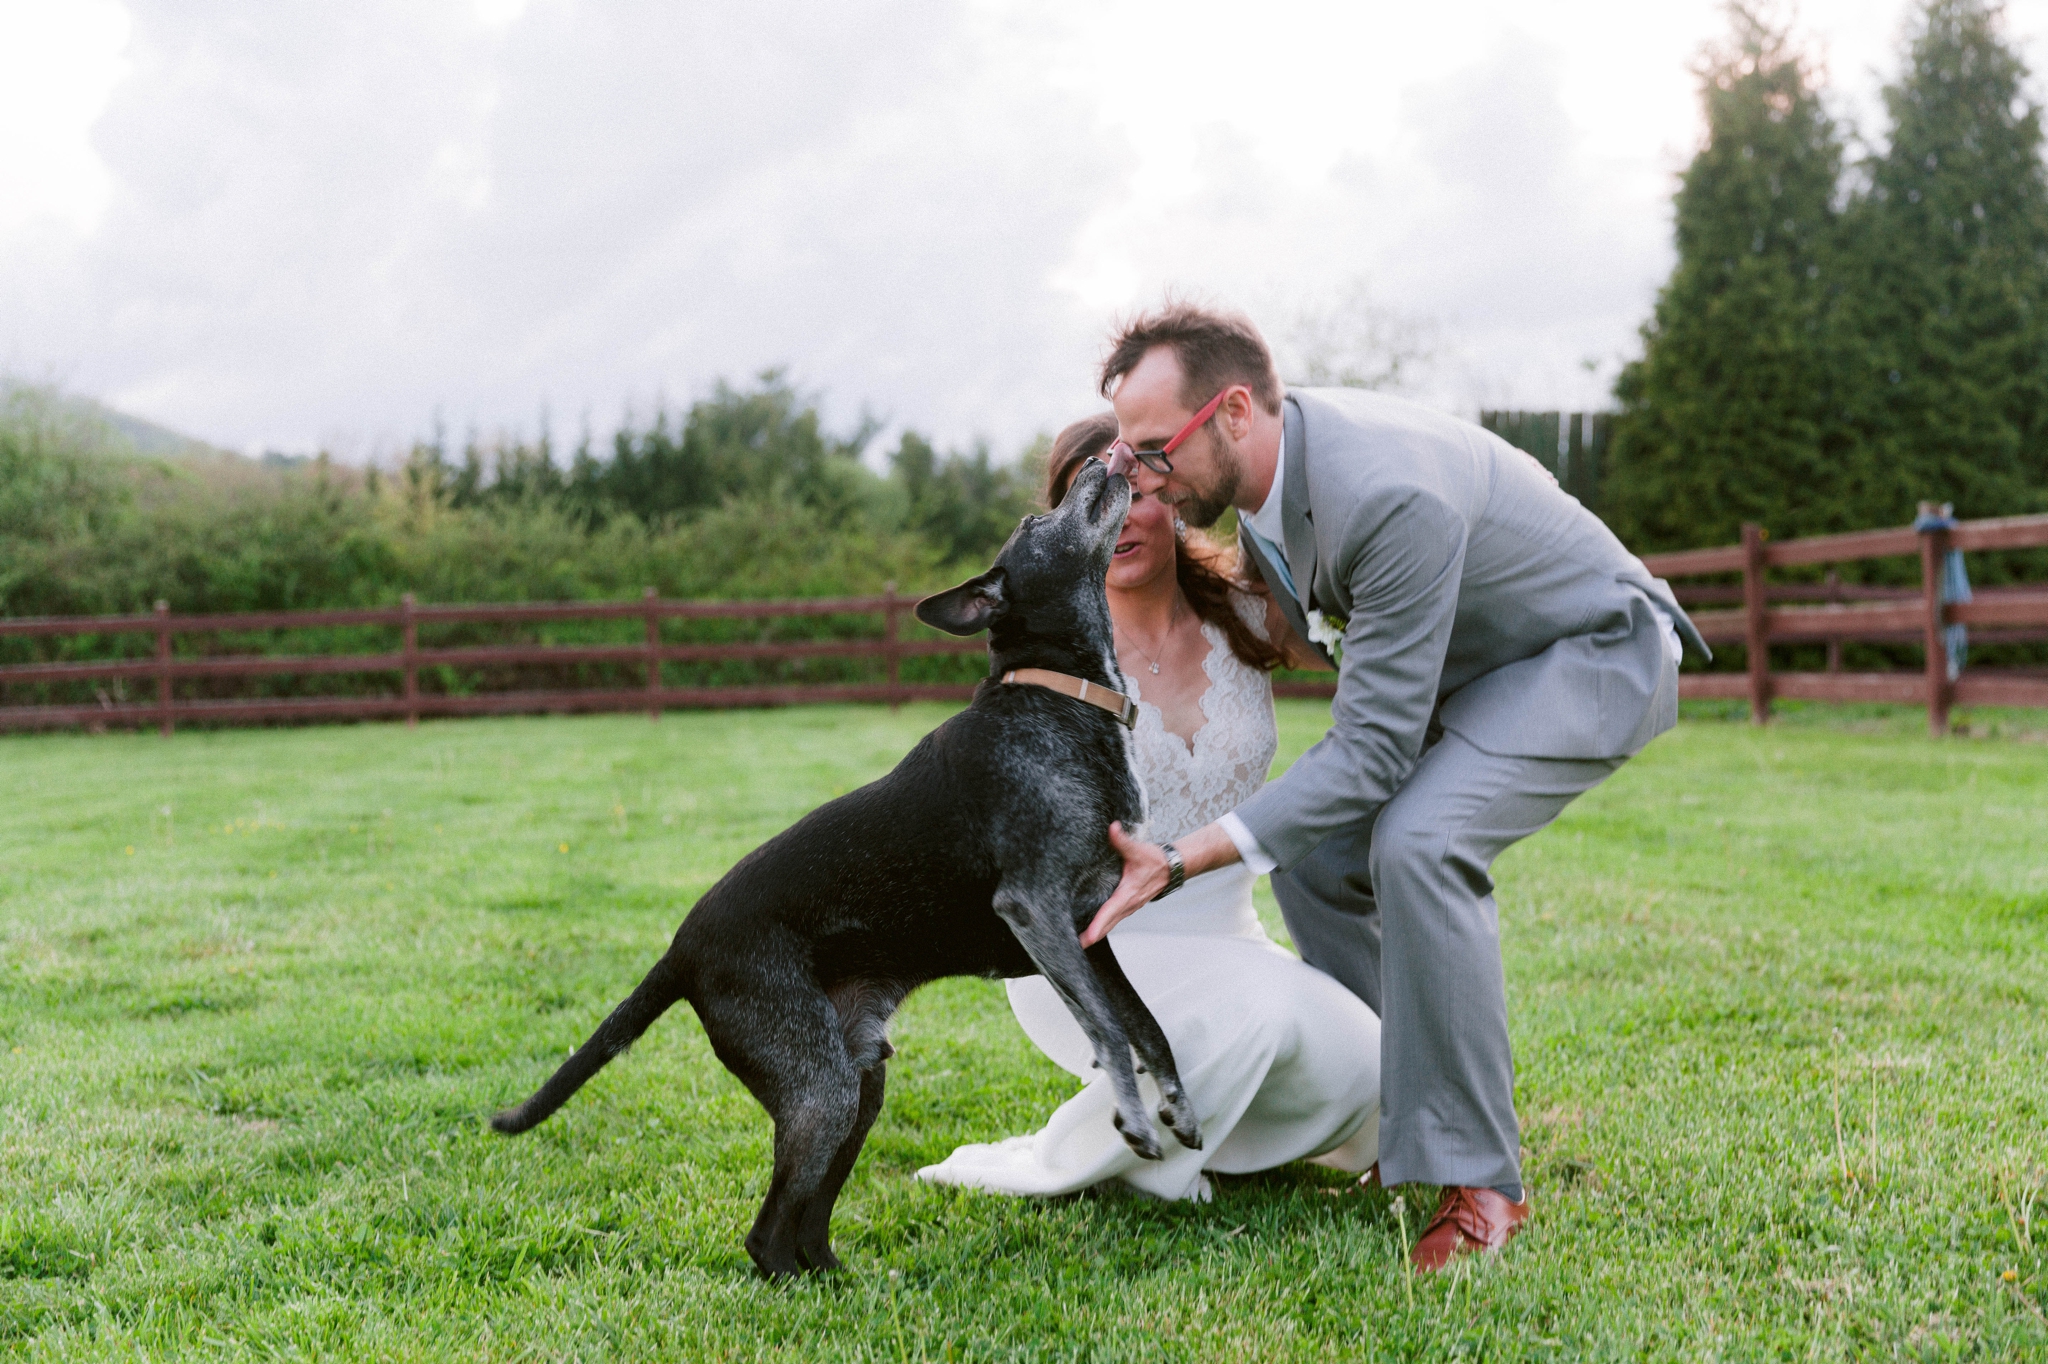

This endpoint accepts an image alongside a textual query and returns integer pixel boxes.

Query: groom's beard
[1162,427,1245,530]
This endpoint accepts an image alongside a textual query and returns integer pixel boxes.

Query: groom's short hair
[1099,303,1282,416]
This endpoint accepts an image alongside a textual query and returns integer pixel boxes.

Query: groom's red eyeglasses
[1106,389,1229,475]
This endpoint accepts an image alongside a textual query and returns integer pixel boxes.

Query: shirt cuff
[1217,812,1279,875]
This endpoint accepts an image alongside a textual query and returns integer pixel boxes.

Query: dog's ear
[915,568,1007,636]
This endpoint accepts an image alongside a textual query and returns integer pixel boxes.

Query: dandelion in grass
[1997,1162,2040,1250]
[559,842,569,854]
[1392,1194,1414,1305]
[887,1269,909,1363]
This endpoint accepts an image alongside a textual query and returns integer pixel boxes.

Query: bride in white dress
[919,414,1382,1203]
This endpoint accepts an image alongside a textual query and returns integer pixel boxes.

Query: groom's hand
[1081,821,1242,946]
[1081,822,1167,945]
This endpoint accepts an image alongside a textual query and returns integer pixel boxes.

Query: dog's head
[915,458,1130,679]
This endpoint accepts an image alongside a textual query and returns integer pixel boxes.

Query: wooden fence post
[1741,522,1771,725]
[154,600,173,737]
[643,586,661,721]
[1823,568,1843,674]
[1918,504,1952,736]
[402,593,419,728]
[883,581,901,711]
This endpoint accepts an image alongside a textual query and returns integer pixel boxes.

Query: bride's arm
[1230,575,1332,673]
[1263,595,1334,672]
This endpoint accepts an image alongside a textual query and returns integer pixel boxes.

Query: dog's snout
[1070,459,1125,527]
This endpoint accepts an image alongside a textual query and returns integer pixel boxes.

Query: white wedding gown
[918,600,1382,1202]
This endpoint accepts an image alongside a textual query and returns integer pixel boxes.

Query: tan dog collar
[1001,668,1137,730]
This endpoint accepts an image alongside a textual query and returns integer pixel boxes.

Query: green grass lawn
[2,701,2045,1360]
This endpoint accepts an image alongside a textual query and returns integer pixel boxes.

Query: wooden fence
[1641,506,2048,733]
[4,506,2045,737]
[1480,410,1610,513]
[0,587,989,734]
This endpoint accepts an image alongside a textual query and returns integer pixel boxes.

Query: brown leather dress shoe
[1358,1162,1381,1189]
[1410,1186,1531,1271]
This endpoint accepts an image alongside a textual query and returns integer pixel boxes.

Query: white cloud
[2,0,1123,454]
[4,0,2048,456]
[0,0,129,233]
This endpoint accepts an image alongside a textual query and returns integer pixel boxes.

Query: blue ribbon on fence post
[1913,502,1972,682]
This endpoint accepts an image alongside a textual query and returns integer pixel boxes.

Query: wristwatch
[1152,842,1186,901]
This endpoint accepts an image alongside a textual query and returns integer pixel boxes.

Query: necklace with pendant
[1116,597,1182,675]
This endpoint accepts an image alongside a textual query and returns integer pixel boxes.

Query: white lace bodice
[1127,593,1277,844]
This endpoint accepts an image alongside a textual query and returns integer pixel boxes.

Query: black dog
[490,459,1201,1276]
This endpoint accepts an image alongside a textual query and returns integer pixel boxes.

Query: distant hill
[1,379,234,461]
[100,405,226,459]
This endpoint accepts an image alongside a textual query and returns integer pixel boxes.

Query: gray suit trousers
[1269,732,1621,1193]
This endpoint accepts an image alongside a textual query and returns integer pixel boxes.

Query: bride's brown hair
[1045,413,1284,672]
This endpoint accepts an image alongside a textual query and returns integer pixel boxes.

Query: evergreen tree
[1607,5,1849,551]
[541,373,880,529]
[1841,0,2048,522]
[889,430,1040,563]
[365,374,1042,566]
[485,423,566,506]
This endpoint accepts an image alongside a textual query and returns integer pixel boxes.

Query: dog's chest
[1102,646,1147,829]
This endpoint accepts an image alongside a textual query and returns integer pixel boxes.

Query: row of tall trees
[1608,0,2048,552]
[397,372,1042,565]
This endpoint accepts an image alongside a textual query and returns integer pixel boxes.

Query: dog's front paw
[1111,1108,1164,1161]
[1159,1096,1203,1152]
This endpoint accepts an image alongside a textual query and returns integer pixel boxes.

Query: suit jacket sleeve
[1231,488,1466,870]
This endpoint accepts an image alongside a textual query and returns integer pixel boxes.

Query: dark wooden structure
[0,589,983,734]
[1479,410,1609,513]
[3,511,2045,737]
[1641,509,2048,734]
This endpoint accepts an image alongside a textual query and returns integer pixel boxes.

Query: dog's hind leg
[697,988,863,1277]
[750,1076,862,1277]
[994,886,1161,1160]
[783,977,905,1271]
[792,1058,886,1272]
[1083,939,1202,1152]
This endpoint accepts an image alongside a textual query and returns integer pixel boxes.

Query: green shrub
[0,377,1024,707]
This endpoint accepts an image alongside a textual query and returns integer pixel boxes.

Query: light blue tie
[1241,522,1300,605]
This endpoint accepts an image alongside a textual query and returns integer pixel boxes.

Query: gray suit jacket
[1234,388,1707,870]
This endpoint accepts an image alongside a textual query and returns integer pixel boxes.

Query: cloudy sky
[4,0,2047,460]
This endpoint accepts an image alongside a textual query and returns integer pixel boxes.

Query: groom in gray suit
[1082,303,1704,1270]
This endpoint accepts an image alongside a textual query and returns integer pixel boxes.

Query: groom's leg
[1370,733,1621,1195]
[1269,822,1382,1016]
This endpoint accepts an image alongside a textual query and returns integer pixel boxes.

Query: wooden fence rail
[1640,506,2048,734]
[6,507,2046,737]
[0,586,989,734]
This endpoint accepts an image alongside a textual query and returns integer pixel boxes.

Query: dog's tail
[489,952,688,1135]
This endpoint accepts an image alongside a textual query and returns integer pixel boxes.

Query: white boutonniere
[1306,609,1346,663]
